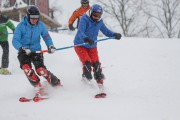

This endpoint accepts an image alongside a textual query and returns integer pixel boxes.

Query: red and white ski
[95,83,107,98]
[19,96,48,102]
[19,82,49,102]
[82,77,107,98]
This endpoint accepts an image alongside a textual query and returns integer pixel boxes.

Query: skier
[0,13,15,75]
[74,4,121,86]
[68,0,90,31]
[12,5,61,90]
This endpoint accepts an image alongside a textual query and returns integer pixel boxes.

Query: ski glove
[84,38,94,45]
[48,45,56,54]
[114,33,122,40]
[69,24,75,31]
[19,47,31,55]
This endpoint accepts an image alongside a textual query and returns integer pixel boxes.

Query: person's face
[30,18,38,25]
[81,3,89,9]
[91,12,102,22]
[29,15,39,25]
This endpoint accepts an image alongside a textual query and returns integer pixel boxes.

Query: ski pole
[1,32,13,35]
[48,28,69,32]
[35,37,115,53]
[6,28,69,34]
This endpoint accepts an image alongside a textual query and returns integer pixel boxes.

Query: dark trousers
[17,52,46,70]
[0,41,9,68]
[17,52,60,86]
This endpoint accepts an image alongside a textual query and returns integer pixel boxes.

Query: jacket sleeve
[40,22,54,47]
[6,19,15,31]
[12,23,23,50]
[100,21,115,37]
[68,8,81,25]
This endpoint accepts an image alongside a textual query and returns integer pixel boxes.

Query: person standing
[0,13,15,75]
[74,4,121,86]
[68,0,90,31]
[12,5,61,91]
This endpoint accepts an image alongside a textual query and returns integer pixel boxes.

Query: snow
[0,30,180,120]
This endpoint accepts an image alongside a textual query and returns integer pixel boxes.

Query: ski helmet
[81,0,89,4]
[27,5,40,20]
[90,4,103,14]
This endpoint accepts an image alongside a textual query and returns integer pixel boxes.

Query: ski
[19,96,48,102]
[19,81,49,102]
[95,83,107,98]
[19,97,33,102]
[95,93,107,98]
[82,77,107,98]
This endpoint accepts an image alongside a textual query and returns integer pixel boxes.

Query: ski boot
[0,68,11,75]
[93,61,105,84]
[36,67,62,87]
[82,61,92,81]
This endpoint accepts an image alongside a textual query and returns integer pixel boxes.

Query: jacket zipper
[29,26,33,49]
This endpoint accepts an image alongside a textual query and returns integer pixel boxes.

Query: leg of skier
[82,61,92,80]
[0,41,11,75]
[92,61,105,84]
[22,64,41,86]
[88,47,105,84]
[18,51,41,87]
[74,46,93,80]
[32,53,61,87]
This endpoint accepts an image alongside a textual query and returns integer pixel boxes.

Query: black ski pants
[17,52,46,70]
[0,41,9,68]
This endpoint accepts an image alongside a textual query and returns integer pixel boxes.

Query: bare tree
[142,0,180,38]
[97,0,144,37]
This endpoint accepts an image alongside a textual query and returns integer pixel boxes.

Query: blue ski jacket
[74,13,115,48]
[12,16,53,52]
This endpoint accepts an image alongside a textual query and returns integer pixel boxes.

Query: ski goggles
[29,15,40,19]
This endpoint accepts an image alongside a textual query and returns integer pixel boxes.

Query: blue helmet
[91,4,103,14]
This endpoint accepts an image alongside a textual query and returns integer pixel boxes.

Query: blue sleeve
[100,21,115,37]
[40,22,54,47]
[76,16,88,42]
[12,23,23,50]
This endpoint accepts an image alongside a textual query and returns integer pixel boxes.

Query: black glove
[84,38,94,45]
[19,47,31,55]
[69,24,75,31]
[114,33,122,40]
[48,45,56,54]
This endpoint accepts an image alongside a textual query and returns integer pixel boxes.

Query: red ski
[19,96,48,102]
[95,93,107,98]
[82,77,107,98]
[95,83,107,98]
[19,82,49,102]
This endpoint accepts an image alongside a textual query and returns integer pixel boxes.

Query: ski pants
[17,52,46,70]
[0,41,9,68]
[74,46,100,65]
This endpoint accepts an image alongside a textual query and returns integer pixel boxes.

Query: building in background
[0,0,61,29]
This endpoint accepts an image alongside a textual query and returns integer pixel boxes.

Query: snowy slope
[0,31,180,120]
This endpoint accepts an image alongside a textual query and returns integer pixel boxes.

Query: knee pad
[36,67,49,77]
[22,64,32,76]
[22,64,40,86]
